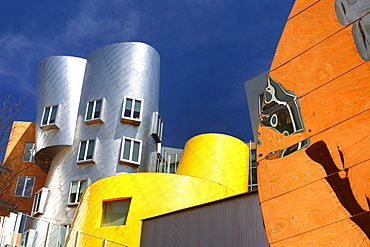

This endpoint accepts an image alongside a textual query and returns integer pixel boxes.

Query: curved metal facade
[36,56,86,150]
[34,42,161,224]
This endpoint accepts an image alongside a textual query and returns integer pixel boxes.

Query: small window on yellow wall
[102,198,131,227]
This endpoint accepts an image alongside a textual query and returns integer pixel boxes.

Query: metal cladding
[35,56,86,172]
[67,133,249,247]
[34,42,161,225]
[258,0,370,245]
[177,133,250,195]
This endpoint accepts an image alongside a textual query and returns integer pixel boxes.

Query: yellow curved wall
[68,133,250,246]
[69,173,235,246]
[177,133,250,194]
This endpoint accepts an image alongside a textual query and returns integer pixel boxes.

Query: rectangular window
[120,137,142,165]
[41,105,59,128]
[22,142,35,162]
[151,112,164,143]
[77,139,96,163]
[68,180,88,205]
[102,198,131,227]
[14,176,35,197]
[121,97,143,124]
[85,99,103,124]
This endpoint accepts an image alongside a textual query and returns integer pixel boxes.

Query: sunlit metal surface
[35,42,161,225]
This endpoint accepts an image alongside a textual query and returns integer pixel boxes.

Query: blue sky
[0,0,294,148]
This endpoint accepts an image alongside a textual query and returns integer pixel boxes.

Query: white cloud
[62,0,142,47]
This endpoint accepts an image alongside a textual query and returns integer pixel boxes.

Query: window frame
[119,137,142,166]
[14,176,35,197]
[151,112,164,143]
[121,96,143,125]
[84,99,104,125]
[67,180,88,206]
[40,104,60,130]
[76,139,96,164]
[22,142,35,162]
[31,187,48,216]
[102,198,132,227]
[248,149,258,191]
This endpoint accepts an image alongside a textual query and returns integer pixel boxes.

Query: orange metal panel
[258,0,370,245]
[271,0,346,70]
[287,0,320,20]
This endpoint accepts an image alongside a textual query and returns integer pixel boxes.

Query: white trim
[76,139,96,164]
[121,96,143,124]
[119,137,142,166]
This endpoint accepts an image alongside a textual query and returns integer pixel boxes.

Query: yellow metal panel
[69,173,235,247]
[177,133,250,195]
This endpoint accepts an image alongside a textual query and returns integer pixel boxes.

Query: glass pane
[157,117,163,140]
[251,167,257,184]
[22,142,34,162]
[123,139,131,160]
[57,226,68,247]
[86,102,94,120]
[78,180,88,202]
[102,199,131,227]
[132,141,140,162]
[49,105,58,124]
[86,140,95,160]
[94,100,102,119]
[24,176,35,197]
[15,176,26,196]
[124,98,132,118]
[78,141,87,161]
[33,191,41,212]
[42,107,50,125]
[133,100,141,119]
[69,182,78,203]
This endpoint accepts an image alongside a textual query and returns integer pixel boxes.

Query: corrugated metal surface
[140,191,269,247]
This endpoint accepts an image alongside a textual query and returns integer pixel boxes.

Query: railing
[155,152,182,174]
[0,212,127,247]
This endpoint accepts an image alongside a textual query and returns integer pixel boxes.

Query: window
[32,187,48,215]
[41,105,59,130]
[121,97,143,124]
[248,149,258,191]
[77,139,96,163]
[14,176,35,197]
[102,198,131,227]
[120,137,142,165]
[151,112,164,143]
[68,180,88,205]
[22,142,35,162]
[85,99,104,125]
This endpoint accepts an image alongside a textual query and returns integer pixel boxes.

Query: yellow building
[68,133,250,246]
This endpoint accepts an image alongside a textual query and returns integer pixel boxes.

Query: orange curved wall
[258,0,370,245]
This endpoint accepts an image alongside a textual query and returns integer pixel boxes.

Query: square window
[68,180,88,205]
[22,142,35,162]
[102,198,131,227]
[151,112,164,143]
[77,139,96,164]
[14,176,35,197]
[120,137,142,166]
[85,99,104,125]
[121,97,143,124]
[41,105,60,130]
